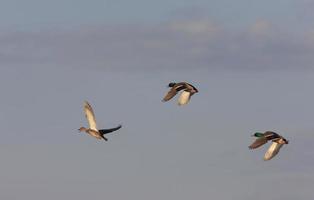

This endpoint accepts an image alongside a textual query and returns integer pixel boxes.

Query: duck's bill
[78,127,85,132]
[263,142,283,161]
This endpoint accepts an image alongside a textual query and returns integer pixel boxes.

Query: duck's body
[249,131,288,161]
[248,131,288,149]
[78,127,103,139]
[78,101,121,141]
[162,82,198,105]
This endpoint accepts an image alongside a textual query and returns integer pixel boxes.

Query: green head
[253,132,264,137]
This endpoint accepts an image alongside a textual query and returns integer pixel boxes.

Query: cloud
[249,20,272,37]
[168,19,220,36]
[0,19,313,71]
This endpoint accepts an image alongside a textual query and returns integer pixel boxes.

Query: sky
[1,0,314,199]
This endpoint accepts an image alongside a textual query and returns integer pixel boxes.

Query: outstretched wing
[99,125,122,135]
[178,91,191,105]
[83,101,98,131]
[264,142,283,161]
[249,137,268,149]
[162,83,186,102]
[162,87,178,102]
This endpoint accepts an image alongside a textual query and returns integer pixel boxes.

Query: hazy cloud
[1,19,313,70]
[249,20,272,37]
[168,19,221,36]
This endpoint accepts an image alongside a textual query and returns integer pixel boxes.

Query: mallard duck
[78,101,121,141]
[249,131,288,160]
[249,131,289,149]
[162,82,198,105]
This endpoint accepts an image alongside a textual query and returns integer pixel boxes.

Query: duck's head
[252,132,264,137]
[168,82,176,87]
[78,127,87,132]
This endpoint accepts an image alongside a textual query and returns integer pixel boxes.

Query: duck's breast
[178,91,191,105]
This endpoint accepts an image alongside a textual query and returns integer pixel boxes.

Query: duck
[162,82,198,105]
[249,131,288,161]
[249,131,289,149]
[78,101,122,141]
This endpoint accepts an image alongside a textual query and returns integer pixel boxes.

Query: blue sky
[1,1,314,199]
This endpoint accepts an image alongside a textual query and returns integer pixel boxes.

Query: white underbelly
[178,91,191,105]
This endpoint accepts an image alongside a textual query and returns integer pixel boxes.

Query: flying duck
[78,101,122,141]
[249,131,288,161]
[162,82,198,105]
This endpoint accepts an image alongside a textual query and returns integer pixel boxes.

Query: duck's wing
[264,131,280,140]
[249,137,268,149]
[162,87,180,102]
[99,125,122,135]
[178,91,191,105]
[264,142,283,161]
[83,101,98,131]
[162,83,186,102]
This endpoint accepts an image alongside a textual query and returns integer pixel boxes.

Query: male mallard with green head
[162,82,198,105]
[78,101,122,141]
[249,131,288,161]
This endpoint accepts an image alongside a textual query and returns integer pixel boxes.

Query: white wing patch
[178,91,191,105]
[84,101,98,131]
[264,142,283,161]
